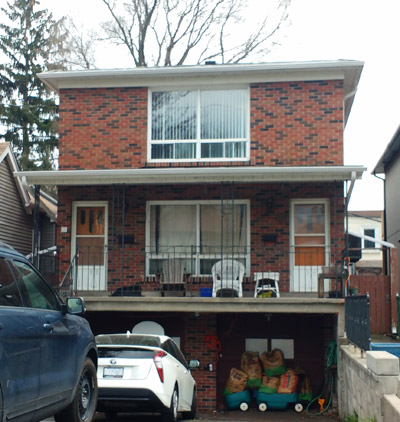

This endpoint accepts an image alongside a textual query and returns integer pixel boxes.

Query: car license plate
[103,367,124,378]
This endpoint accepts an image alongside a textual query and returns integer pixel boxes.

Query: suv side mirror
[65,297,86,315]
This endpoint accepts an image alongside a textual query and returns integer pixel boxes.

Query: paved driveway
[44,409,340,421]
[95,410,341,421]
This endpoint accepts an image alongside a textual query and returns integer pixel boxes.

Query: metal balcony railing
[57,244,348,299]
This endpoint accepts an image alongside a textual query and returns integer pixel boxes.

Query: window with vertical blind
[149,89,249,161]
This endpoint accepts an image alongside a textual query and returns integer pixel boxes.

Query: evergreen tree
[0,0,67,170]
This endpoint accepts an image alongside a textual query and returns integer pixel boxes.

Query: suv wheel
[162,387,178,422]
[55,358,98,422]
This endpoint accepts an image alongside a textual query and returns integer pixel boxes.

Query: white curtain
[200,204,247,253]
[150,205,196,253]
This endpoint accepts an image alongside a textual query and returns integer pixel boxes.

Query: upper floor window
[149,89,249,161]
[363,228,376,249]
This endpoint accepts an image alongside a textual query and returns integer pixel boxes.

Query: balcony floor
[81,292,344,315]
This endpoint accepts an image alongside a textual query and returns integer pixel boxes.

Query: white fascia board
[38,60,363,92]
[1,147,31,208]
[15,165,366,186]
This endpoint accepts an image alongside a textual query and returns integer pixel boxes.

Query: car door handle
[43,323,54,331]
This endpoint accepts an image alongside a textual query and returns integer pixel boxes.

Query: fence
[345,294,371,351]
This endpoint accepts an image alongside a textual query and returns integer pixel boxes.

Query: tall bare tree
[63,19,98,70]
[100,0,291,67]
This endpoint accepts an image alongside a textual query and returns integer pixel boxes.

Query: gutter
[14,165,366,186]
[345,171,357,204]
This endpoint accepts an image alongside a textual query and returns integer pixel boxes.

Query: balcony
[57,245,345,303]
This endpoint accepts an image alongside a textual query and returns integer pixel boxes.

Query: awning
[15,165,366,186]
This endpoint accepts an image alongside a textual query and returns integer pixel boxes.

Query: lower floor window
[146,200,249,275]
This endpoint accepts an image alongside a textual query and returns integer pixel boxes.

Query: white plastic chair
[212,260,245,297]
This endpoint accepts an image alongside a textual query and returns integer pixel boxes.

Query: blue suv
[0,245,98,422]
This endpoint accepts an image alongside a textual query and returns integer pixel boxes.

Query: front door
[290,200,330,292]
[72,202,107,291]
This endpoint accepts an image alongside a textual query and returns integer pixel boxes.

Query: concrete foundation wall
[339,345,400,421]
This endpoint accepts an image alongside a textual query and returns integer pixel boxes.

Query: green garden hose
[306,341,337,416]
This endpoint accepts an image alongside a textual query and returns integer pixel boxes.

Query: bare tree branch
[99,0,292,67]
[63,19,97,69]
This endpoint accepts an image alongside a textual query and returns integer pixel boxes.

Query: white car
[96,333,198,422]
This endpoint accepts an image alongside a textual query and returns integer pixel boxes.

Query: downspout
[343,89,357,123]
[373,171,387,262]
[342,87,358,279]
[345,171,357,265]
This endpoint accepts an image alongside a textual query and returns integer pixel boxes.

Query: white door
[72,203,107,291]
[290,200,330,292]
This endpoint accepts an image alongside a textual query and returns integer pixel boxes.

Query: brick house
[16,61,365,412]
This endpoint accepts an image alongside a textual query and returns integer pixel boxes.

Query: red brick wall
[58,87,148,170]
[183,313,218,411]
[57,182,345,291]
[251,80,343,166]
[58,80,343,170]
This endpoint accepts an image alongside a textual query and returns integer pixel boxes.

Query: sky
[38,0,400,211]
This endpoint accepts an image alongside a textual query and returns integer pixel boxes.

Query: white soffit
[15,166,366,186]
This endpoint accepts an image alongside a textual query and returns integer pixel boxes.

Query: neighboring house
[347,210,384,273]
[374,125,400,280]
[0,142,57,280]
[16,61,366,412]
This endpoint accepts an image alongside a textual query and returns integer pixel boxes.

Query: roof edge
[15,165,367,186]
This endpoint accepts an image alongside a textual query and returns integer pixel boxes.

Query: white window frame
[362,227,376,250]
[145,199,251,276]
[147,87,250,163]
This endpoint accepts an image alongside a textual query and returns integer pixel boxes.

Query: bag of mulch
[298,375,312,401]
[294,367,312,401]
[259,375,280,394]
[224,368,248,394]
[241,351,262,389]
[278,369,298,394]
[260,349,286,377]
